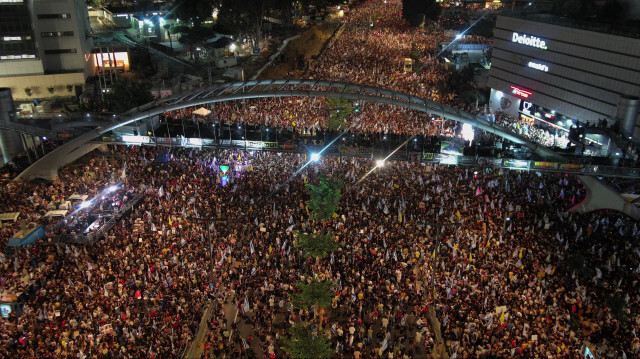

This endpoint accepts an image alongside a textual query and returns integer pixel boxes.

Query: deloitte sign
[512,32,547,50]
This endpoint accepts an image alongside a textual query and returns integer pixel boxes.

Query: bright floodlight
[107,185,118,193]
[80,201,91,209]
[310,153,321,162]
[376,159,385,167]
[462,123,475,142]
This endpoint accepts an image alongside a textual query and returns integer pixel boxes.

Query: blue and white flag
[250,241,255,255]
[242,297,250,313]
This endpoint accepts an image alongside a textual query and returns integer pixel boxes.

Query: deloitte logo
[512,32,547,50]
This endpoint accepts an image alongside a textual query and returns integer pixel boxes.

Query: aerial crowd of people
[0,0,639,359]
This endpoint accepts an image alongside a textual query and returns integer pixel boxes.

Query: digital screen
[0,304,12,318]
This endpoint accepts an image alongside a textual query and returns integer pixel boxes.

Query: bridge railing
[94,134,640,178]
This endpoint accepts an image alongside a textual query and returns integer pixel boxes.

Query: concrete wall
[0,72,84,101]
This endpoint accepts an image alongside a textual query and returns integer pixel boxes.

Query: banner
[532,161,558,169]
[478,157,502,167]
[502,159,529,168]
[422,152,435,161]
[559,163,585,171]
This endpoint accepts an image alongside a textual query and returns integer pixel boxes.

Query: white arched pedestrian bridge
[18,78,569,181]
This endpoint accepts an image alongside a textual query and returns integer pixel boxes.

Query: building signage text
[512,32,547,50]
[510,85,532,99]
[528,61,549,72]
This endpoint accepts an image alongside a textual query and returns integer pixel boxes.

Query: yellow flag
[393,184,399,188]
[250,165,254,171]
[398,213,403,223]
[305,205,309,215]
[168,217,172,226]
[268,245,272,253]
[238,155,241,161]
[469,253,473,262]
[500,312,505,323]
[519,248,523,259]
[456,210,461,219]
[432,250,436,258]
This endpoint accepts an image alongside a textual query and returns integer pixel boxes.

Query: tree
[104,79,154,114]
[293,230,340,259]
[174,0,214,25]
[175,25,216,59]
[325,98,354,130]
[281,322,333,359]
[402,0,441,27]
[305,177,342,222]
[290,279,334,310]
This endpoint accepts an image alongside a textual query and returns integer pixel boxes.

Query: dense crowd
[1,145,638,359]
[1,1,639,359]
[160,0,574,160]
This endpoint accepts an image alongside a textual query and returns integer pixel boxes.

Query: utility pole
[187,216,229,286]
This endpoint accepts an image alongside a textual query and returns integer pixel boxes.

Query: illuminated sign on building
[510,85,532,99]
[512,32,547,49]
[528,61,549,72]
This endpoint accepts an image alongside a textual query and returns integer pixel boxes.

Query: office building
[0,0,93,100]
[488,14,640,141]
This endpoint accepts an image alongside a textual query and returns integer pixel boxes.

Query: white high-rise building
[0,0,93,99]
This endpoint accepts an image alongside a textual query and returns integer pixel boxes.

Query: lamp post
[187,215,228,286]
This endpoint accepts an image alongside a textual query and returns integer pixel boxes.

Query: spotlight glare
[376,159,385,167]
[80,201,91,209]
[107,185,118,193]
[310,153,321,162]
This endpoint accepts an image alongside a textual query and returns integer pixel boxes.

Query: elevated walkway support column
[0,88,24,166]
[569,175,640,220]
[15,129,105,181]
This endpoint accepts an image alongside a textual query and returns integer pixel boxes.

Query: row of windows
[37,13,71,19]
[41,31,74,37]
[0,54,36,60]
[0,21,35,35]
[2,35,31,41]
[0,40,35,52]
[44,48,76,54]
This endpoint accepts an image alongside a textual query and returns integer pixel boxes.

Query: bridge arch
[17,79,565,180]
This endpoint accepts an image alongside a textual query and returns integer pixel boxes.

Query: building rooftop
[501,10,640,39]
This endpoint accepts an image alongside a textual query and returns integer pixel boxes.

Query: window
[37,13,71,19]
[41,31,74,37]
[45,48,77,54]
[0,54,36,60]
